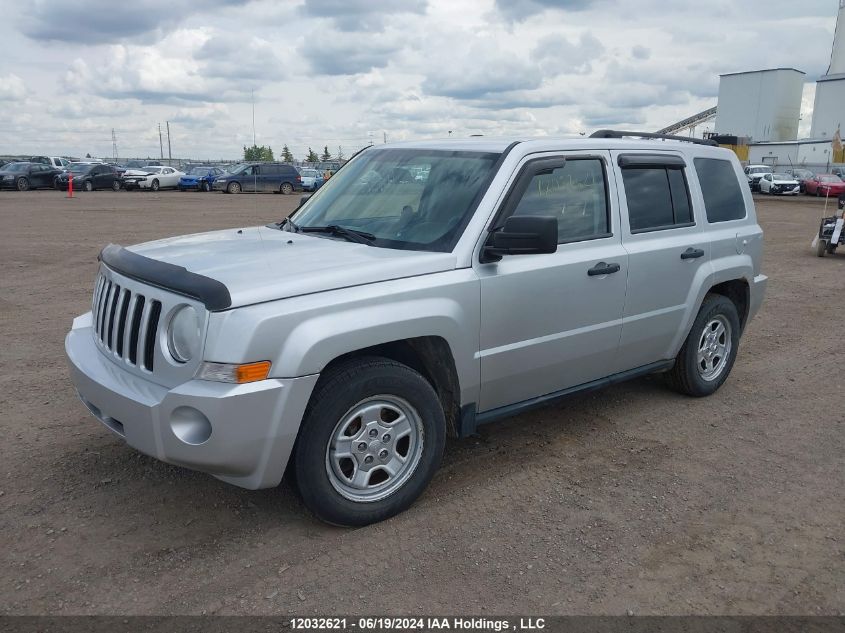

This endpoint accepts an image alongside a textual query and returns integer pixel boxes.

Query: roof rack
[589,129,718,147]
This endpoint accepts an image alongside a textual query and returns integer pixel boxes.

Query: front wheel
[150,179,160,192]
[666,294,741,397]
[112,179,121,191]
[16,177,29,191]
[293,357,446,526]
[201,181,211,192]
[83,180,93,192]
[817,238,828,257]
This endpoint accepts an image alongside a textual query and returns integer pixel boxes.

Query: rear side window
[695,158,746,223]
[621,166,693,232]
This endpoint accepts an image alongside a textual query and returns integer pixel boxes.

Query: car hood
[772,179,799,185]
[124,169,155,177]
[126,225,457,308]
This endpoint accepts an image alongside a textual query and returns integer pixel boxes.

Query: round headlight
[167,306,200,363]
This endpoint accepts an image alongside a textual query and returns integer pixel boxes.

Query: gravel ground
[0,189,843,615]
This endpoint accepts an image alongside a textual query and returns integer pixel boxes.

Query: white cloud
[0,74,27,101]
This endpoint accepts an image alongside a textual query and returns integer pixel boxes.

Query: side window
[621,163,693,233]
[694,158,746,223]
[509,158,609,244]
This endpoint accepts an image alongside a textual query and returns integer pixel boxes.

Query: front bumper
[65,312,318,489]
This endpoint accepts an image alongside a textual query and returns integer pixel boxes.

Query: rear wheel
[666,294,740,397]
[227,182,241,194]
[280,182,294,195]
[16,177,29,191]
[293,357,446,526]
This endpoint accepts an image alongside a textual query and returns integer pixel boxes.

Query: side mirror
[482,215,557,262]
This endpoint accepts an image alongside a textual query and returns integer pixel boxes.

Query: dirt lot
[1,189,843,616]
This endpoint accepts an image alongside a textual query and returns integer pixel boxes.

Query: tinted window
[622,166,693,232]
[510,158,609,243]
[694,158,746,223]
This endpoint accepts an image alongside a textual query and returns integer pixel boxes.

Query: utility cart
[816,194,845,257]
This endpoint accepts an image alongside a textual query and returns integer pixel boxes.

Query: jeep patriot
[66,131,767,525]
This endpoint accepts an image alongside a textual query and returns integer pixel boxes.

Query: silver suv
[66,132,767,525]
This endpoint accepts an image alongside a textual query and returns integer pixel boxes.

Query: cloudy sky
[0,0,839,161]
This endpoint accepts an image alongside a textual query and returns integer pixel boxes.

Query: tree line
[242,144,345,163]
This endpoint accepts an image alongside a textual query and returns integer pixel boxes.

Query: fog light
[170,406,212,445]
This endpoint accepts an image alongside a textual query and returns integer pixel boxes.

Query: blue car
[178,166,224,192]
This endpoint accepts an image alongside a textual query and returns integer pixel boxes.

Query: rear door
[476,151,628,412]
[612,151,710,372]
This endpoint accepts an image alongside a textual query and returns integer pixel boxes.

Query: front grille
[92,272,161,371]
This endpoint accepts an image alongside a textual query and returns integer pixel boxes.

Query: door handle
[588,262,621,276]
[681,247,705,260]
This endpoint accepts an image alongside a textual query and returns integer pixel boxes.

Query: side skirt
[456,359,674,438]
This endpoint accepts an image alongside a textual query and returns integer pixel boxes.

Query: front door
[476,152,628,412]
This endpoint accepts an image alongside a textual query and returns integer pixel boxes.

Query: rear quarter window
[694,158,747,223]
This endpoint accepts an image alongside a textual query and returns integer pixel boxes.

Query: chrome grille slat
[135,298,153,370]
[115,290,132,358]
[106,284,121,350]
[98,282,113,341]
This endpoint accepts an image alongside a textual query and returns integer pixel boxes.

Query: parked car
[123,165,184,191]
[0,162,62,190]
[178,166,225,192]
[213,162,303,194]
[66,134,767,525]
[31,156,71,171]
[804,174,845,198]
[298,168,324,192]
[744,164,773,191]
[786,168,814,192]
[54,163,122,191]
[758,172,800,195]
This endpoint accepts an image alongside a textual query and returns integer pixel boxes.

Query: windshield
[289,148,500,252]
[773,173,791,180]
[3,163,28,172]
[750,167,772,174]
[69,164,93,174]
[302,169,318,177]
[820,175,843,183]
[188,167,209,175]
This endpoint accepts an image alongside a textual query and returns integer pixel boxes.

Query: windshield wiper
[278,216,299,232]
[299,224,375,245]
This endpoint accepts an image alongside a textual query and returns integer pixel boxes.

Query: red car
[804,174,845,197]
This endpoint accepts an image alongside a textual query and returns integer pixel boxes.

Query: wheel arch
[669,258,754,358]
[318,336,462,438]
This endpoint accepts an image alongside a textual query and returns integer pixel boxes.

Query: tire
[227,182,241,194]
[111,180,121,191]
[83,180,93,192]
[293,357,446,526]
[16,177,29,191]
[280,182,294,195]
[817,239,828,257]
[150,179,160,192]
[201,181,211,192]
[666,294,741,397]
[54,178,61,191]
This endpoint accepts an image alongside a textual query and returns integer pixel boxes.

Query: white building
[714,68,805,142]
[747,139,839,171]
[810,1,845,139]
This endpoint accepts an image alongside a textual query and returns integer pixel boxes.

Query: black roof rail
[589,129,718,147]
